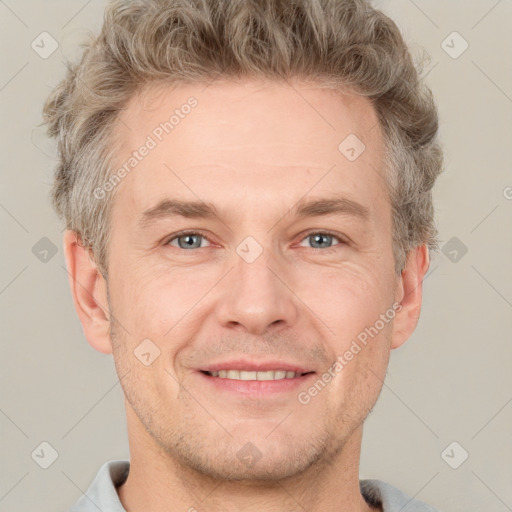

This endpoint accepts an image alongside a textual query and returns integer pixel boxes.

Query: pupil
[314,234,329,248]
[181,235,199,248]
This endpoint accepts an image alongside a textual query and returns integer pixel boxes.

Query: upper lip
[198,359,314,374]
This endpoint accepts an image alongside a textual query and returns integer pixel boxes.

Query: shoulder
[360,479,443,512]
[67,459,130,512]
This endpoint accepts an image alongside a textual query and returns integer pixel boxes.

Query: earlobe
[63,230,113,355]
[391,244,430,350]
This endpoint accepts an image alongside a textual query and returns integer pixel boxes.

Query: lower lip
[196,371,316,396]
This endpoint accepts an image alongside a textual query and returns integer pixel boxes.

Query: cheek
[300,262,395,338]
[107,273,184,411]
[299,262,396,398]
[109,262,224,382]
[322,318,392,421]
[110,260,204,337]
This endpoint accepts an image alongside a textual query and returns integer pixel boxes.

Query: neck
[117,406,378,512]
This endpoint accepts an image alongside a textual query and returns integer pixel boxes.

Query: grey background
[1,1,511,511]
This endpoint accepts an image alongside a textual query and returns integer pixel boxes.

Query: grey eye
[168,233,208,249]
[300,232,342,249]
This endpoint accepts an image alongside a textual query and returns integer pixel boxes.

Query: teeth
[207,370,300,380]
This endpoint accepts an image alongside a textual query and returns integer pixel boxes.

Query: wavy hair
[43,0,443,277]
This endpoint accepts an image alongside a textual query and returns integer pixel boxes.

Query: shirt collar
[69,459,439,512]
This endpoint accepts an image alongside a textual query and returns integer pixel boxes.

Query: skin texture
[64,79,429,512]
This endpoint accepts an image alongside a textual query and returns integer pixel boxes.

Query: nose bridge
[215,237,297,334]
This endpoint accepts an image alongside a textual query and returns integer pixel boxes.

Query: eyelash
[164,230,347,254]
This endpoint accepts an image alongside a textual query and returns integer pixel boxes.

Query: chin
[166,430,330,483]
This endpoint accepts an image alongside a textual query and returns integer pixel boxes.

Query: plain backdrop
[1,1,511,511]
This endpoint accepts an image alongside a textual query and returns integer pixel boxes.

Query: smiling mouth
[201,370,313,381]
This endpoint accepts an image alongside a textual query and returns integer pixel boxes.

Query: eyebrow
[138,195,370,229]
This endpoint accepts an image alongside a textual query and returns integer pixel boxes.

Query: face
[100,79,403,480]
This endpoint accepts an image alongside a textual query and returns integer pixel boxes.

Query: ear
[391,244,430,350]
[63,230,113,354]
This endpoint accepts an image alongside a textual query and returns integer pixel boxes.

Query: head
[44,0,442,481]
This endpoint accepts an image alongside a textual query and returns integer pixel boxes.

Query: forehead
[111,79,387,222]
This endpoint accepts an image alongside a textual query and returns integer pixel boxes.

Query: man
[43,0,444,510]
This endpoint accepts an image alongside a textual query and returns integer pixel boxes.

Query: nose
[215,246,298,335]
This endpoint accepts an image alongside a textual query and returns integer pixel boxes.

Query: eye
[297,231,345,251]
[165,231,212,250]
[164,230,346,252]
